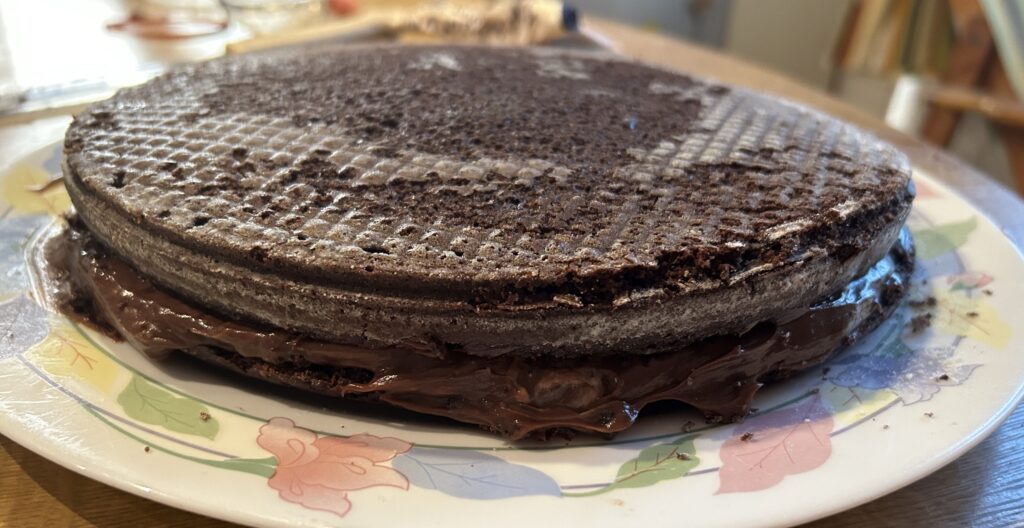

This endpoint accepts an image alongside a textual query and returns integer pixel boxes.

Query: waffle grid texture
[65,45,911,307]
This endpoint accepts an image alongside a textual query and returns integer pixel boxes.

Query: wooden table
[2,13,1023,528]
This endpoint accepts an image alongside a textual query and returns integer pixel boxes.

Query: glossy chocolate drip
[50,223,913,440]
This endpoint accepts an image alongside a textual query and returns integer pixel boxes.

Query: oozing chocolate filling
[48,222,913,440]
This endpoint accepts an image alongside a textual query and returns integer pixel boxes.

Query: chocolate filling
[48,222,913,440]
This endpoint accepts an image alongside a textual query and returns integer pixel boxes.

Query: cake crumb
[910,314,932,333]
[924,412,934,418]
[199,411,211,422]
[740,432,754,442]
[144,446,151,453]
[908,297,937,308]
[937,374,950,381]
[966,311,979,318]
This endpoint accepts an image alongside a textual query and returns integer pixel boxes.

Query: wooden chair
[920,0,1024,193]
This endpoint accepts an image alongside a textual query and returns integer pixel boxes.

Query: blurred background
[0,0,1021,192]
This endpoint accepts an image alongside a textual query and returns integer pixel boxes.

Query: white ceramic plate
[1,141,1022,528]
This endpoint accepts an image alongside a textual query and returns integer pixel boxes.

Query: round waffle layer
[64,45,914,357]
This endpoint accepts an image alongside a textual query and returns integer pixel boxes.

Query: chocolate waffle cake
[55,45,915,439]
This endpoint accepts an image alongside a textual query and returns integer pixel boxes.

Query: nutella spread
[48,222,912,439]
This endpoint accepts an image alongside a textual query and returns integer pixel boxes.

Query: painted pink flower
[257,417,412,517]
[716,395,833,494]
[913,177,940,199]
[946,272,993,291]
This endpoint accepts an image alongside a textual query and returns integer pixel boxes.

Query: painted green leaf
[117,374,219,439]
[569,436,700,496]
[207,456,277,478]
[610,436,700,490]
[913,217,977,260]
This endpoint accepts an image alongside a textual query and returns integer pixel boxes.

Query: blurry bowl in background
[219,0,324,36]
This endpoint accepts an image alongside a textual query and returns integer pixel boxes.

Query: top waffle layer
[64,45,911,306]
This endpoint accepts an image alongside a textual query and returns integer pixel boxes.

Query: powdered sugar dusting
[408,52,462,71]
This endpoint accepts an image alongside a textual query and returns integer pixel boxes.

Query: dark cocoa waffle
[57,44,915,437]
[64,45,912,358]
